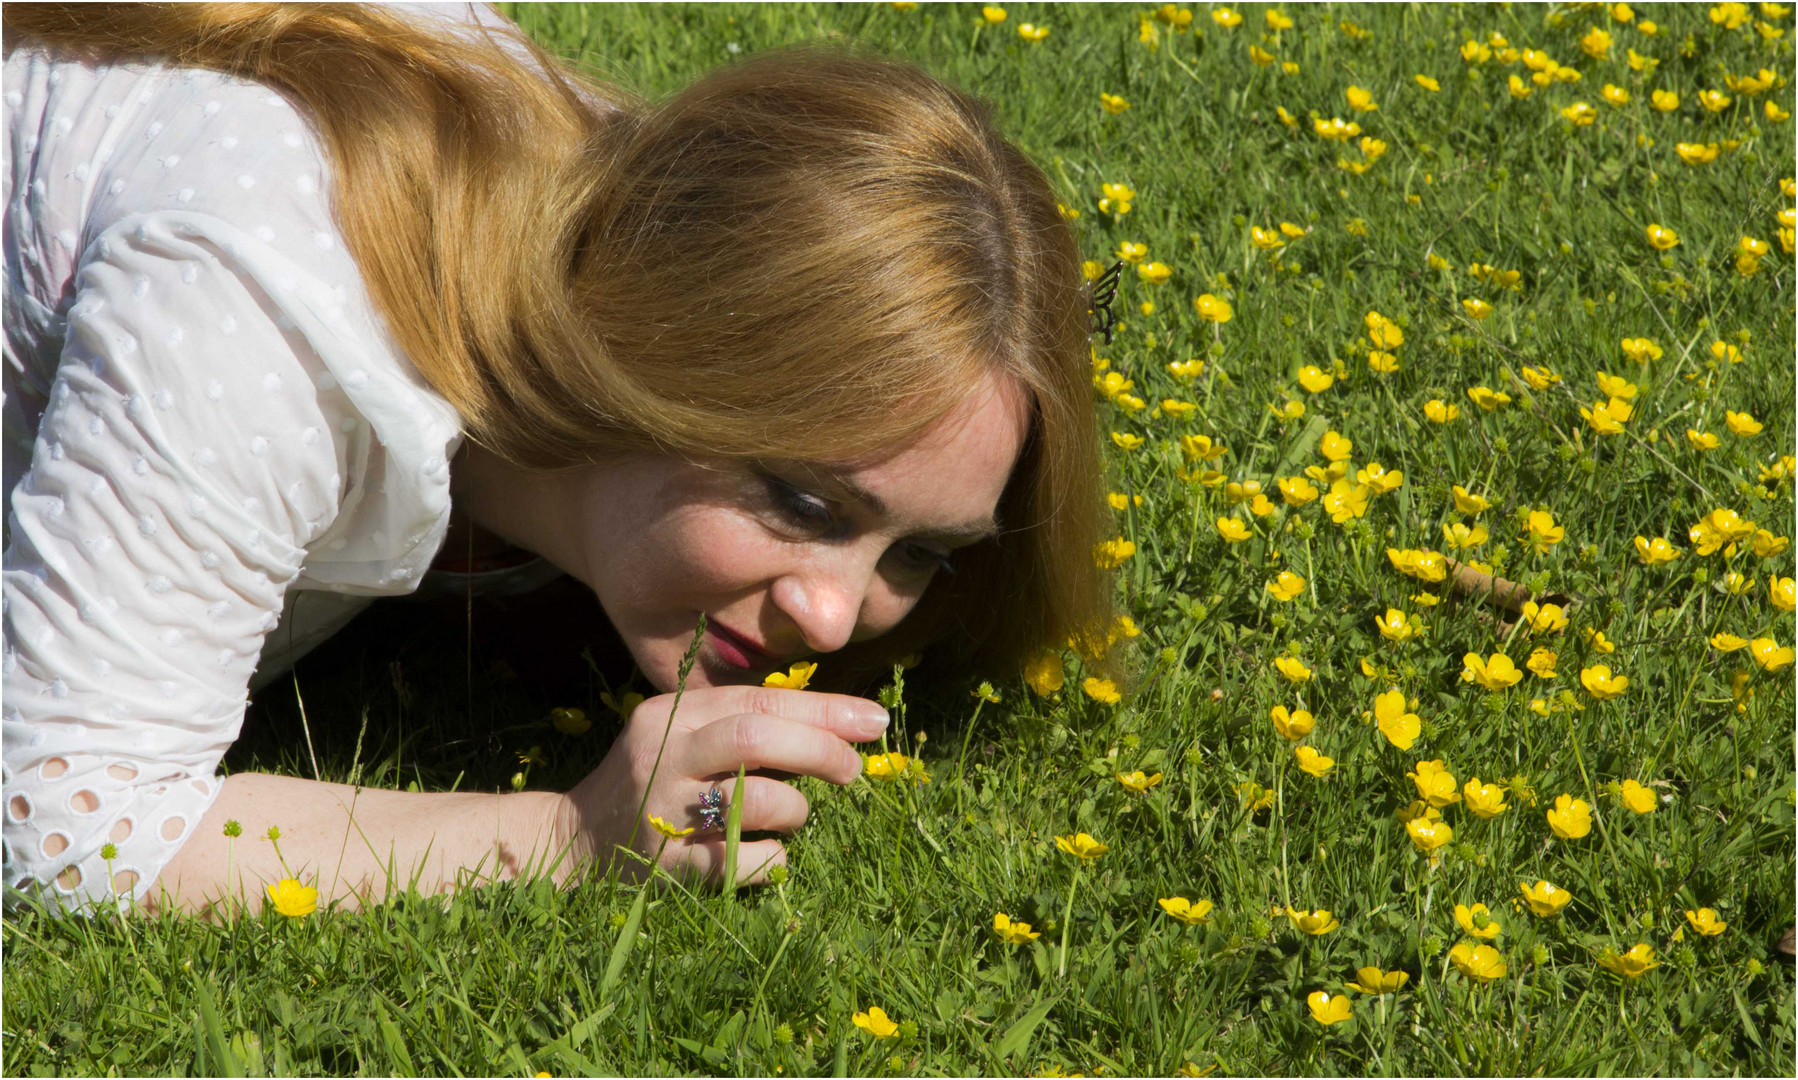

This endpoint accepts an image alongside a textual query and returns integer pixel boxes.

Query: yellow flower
[1523,510,1564,548]
[1115,241,1148,265]
[1238,781,1275,812]
[1273,476,1319,507]
[1463,778,1510,818]
[550,706,591,736]
[1452,486,1491,515]
[1099,181,1136,216]
[1017,22,1050,42]
[1405,816,1453,852]
[1698,88,1732,112]
[864,752,927,784]
[1212,517,1250,544]
[1517,881,1572,919]
[1374,689,1421,750]
[266,878,318,918]
[1526,648,1557,679]
[1375,608,1419,643]
[1602,83,1630,106]
[1650,89,1679,112]
[1082,677,1121,704]
[1346,967,1409,995]
[1581,25,1612,58]
[1116,770,1164,794]
[1725,410,1763,437]
[1560,101,1597,125]
[763,661,818,690]
[1296,365,1334,394]
[1455,903,1503,940]
[1367,350,1399,373]
[1294,745,1335,778]
[853,1006,900,1038]
[1211,7,1242,27]
[1466,385,1510,411]
[1054,832,1109,861]
[1620,337,1663,363]
[1356,462,1403,494]
[1022,651,1064,697]
[1346,85,1379,112]
[1508,73,1533,98]
[1645,224,1680,250]
[1110,432,1144,452]
[1248,44,1276,66]
[1546,794,1592,839]
[1581,401,1626,436]
[1441,522,1489,550]
[1520,601,1569,635]
[1269,704,1315,741]
[1138,264,1176,292]
[1287,908,1341,935]
[1320,481,1369,524]
[1597,944,1660,979]
[980,5,1008,23]
[1712,632,1749,652]
[1313,116,1363,141]
[1675,141,1721,165]
[1100,92,1131,115]
[1093,538,1136,569]
[1363,310,1404,349]
[1723,570,1756,595]
[1617,779,1657,814]
[1449,942,1508,983]
[1386,548,1448,583]
[1424,399,1460,423]
[1193,294,1234,323]
[1750,637,1796,671]
[1266,571,1306,603]
[993,912,1042,943]
[1415,73,1441,91]
[1686,429,1720,451]
[1274,655,1313,684]
[1519,366,1560,391]
[1224,480,1263,505]
[1579,665,1628,700]
[1463,652,1523,692]
[1770,577,1795,612]
[1278,221,1307,239]
[1408,760,1461,808]
[1158,897,1215,925]
[1684,908,1728,936]
[1307,990,1352,1026]
[650,814,696,839]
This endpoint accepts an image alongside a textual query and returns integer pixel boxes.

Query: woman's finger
[692,775,808,835]
[712,685,889,742]
[678,712,864,785]
[666,837,787,887]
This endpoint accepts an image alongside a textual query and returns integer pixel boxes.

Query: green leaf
[375,999,416,1077]
[994,995,1061,1066]
[194,980,244,1079]
[599,885,650,1003]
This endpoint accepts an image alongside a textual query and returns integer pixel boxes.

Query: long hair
[4,3,1121,690]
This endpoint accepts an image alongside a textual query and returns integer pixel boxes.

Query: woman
[2,2,1115,917]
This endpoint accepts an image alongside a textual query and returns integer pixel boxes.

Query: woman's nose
[769,554,878,656]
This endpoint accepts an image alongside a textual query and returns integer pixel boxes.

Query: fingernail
[858,704,890,732]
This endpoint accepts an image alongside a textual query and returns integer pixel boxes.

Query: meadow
[4,2,1795,1075]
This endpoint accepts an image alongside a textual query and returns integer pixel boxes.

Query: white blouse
[2,3,569,912]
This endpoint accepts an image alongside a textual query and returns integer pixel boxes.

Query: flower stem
[1057,863,1084,978]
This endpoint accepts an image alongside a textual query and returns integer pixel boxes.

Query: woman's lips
[707,621,771,669]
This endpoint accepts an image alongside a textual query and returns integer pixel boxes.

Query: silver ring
[697,785,724,830]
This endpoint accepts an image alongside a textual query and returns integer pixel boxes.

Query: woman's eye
[761,475,836,530]
[892,543,955,577]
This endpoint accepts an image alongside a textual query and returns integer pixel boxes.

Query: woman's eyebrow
[809,468,999,542]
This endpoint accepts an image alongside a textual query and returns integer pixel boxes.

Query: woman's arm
[143,683,886,916]
[145,773,571,916]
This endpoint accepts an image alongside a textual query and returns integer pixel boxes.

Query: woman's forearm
[142,772,580,917]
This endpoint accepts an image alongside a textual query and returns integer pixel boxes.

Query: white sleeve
[3,212,351,913]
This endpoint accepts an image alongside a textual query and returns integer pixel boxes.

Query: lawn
[4,3,1794,1076]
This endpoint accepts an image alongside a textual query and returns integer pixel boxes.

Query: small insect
[1088,259,1125,345]
[697,786,724,830]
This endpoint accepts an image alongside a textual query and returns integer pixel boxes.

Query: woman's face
[560,373,1031,692]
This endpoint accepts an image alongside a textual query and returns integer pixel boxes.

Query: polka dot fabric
[1,3,530,914]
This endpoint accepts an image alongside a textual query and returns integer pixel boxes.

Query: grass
[5,3,1795,1075]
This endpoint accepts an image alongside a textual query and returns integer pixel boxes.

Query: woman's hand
[558,685,889,885]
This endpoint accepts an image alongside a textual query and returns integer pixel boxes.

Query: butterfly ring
[697,786,724,830]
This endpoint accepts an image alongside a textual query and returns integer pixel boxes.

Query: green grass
[6,3,1795,1075]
